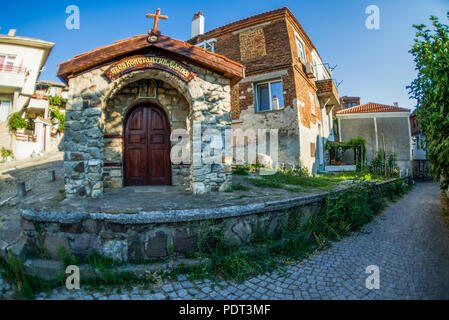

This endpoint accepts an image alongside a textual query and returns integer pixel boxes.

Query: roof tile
[337,102,410,115]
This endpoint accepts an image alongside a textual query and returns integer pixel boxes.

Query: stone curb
[20,178,406,225]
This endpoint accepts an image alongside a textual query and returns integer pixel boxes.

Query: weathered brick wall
[211,19,292,75]
[239,27,267,61]
[230,85,240,120]
[191,13,332,173]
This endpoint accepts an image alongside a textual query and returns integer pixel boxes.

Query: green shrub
[50,107,65,131]
[0,250,58,299]
[48,95,67,108]
[1,147,13,159]
[7,112,28,131]
[306,182,384,243]
[232,166,249,176]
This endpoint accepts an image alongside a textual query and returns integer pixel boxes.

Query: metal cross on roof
[146,8,168,34]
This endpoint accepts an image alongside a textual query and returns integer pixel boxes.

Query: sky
[1,0,448,110]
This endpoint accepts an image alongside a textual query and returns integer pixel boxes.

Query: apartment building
[189,7,340,173]
[0,29,55,159]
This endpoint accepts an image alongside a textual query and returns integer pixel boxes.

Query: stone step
[23,257,210,281]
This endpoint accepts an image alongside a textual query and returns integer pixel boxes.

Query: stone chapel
[57,10,245,197]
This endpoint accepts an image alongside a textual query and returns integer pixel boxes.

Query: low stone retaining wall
[20,194,325,262]
[325,165,357,172]
[18,178,408,279]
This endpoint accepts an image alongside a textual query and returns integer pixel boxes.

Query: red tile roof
[57,34,245,85]
[337,102,410,115]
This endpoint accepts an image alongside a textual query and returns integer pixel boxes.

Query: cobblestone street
[0,152,63,203]
[1,181,449,300]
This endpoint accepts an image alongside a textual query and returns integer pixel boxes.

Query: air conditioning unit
[305,62,315,78]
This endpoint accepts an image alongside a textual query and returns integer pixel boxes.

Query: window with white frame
[0,54,17,72]
[255,79,284,112]
[48,86,58,97]
[0,100,11,122]
[312,56,319,79]
[197,39,217,53]
[295,35,306,63]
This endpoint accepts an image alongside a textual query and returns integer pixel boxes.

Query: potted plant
[1,147,13,162]
[50,107,65,133]
[7,112,28,132]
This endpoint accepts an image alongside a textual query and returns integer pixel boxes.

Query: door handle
[142,135,146,144]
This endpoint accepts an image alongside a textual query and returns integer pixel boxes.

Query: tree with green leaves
[408,12,449,186]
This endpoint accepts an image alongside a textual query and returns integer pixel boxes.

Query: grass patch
[245,177,284,189]
[263,173,338,191]
[245,169,394,193]
[232,166,249,176]
[0,250,61,299]
[316,171,390,182]
[225,183,251,193]
[246,172,337,192]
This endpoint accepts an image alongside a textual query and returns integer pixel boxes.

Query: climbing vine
[50,107,66,132]
[325,137,367,169]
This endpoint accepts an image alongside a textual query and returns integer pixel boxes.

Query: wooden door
[124,104,171,186]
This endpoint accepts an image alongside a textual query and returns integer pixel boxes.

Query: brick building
[335,96,361,116]
[188,7,340,173]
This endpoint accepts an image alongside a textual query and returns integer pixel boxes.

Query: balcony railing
[0,65,27,89]
[15,131,37,143]
[0,65,26,74]
[315,78,340,107]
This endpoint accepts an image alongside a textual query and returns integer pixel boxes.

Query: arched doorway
[124,103,171,186]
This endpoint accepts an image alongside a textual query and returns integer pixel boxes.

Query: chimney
[8,29,17,37]
[393,102,399,108]
[191,11,204,38]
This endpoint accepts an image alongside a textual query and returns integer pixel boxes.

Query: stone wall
[63,60,233,197]
[21,194,325,262]
[20,178,409,265]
